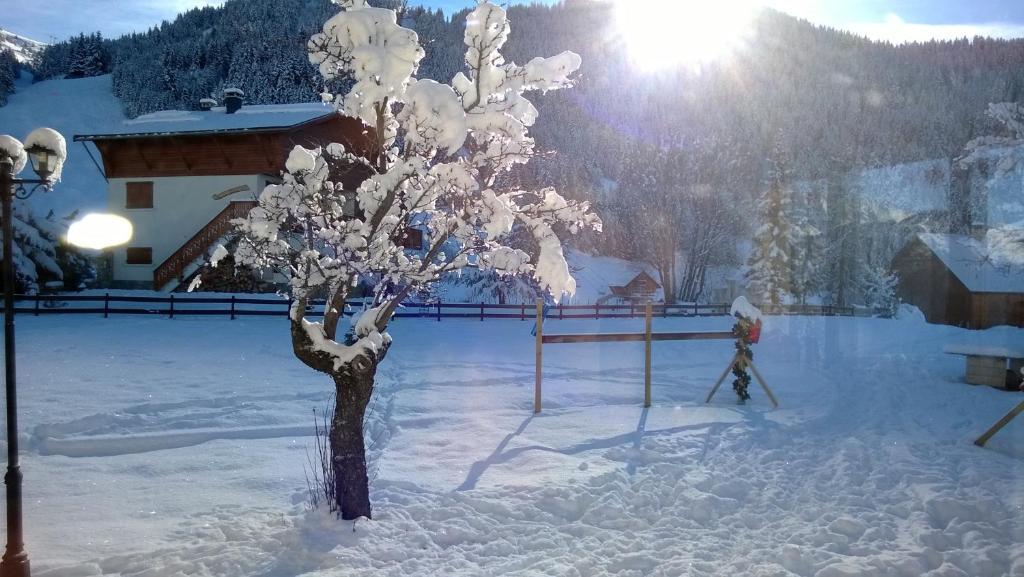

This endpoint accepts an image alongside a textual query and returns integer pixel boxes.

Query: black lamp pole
[0,158,50,577]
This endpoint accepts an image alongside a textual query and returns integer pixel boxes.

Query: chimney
[199,97,217,111]
[223,87,244,114]
[969,221,988,240]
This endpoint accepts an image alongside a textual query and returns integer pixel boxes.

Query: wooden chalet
[75,90,374,290]
[892,232,1024,329]
[603,271,661,304]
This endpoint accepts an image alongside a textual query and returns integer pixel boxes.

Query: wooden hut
[892,233,1024,329]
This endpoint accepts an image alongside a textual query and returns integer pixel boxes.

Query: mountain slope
[0,28,45,64]
[0,73,124,218]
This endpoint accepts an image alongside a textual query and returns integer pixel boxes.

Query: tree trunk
[330,364,376,520]
[289,316,385,520]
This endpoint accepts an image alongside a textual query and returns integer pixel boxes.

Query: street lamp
[0,129,131,577]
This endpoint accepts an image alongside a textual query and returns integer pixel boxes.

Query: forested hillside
[16,0,1024,305]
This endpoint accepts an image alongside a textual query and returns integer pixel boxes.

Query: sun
[614,0,758,71]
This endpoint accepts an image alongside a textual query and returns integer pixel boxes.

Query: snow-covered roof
[917,232,1024,294]
[75,103,338,140]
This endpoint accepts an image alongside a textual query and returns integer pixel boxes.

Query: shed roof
[75,103,338,141]
[917,232,1024,294]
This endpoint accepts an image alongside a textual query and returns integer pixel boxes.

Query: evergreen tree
[746,149,796,307]
[0,49,17,106]
[65,33,110,79]
[860,262,899,316]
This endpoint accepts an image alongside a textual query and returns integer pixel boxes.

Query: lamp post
[0,132,131,577]
[0,130,67,577]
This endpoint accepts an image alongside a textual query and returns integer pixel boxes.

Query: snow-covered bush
[221,0,597,519]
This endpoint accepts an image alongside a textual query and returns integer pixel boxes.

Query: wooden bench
[944,344,1024,389]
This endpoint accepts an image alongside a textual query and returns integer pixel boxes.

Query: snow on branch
[228,0,599,369]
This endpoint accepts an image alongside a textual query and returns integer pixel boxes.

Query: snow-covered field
[2,312,1023,576]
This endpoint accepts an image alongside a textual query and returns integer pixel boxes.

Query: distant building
[892,232,1024,328]
[599,271,661,304]
[75,90,372,290]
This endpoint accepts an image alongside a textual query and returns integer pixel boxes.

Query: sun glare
[614,0,758,71]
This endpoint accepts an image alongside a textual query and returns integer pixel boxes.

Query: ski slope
[0,73,123,218]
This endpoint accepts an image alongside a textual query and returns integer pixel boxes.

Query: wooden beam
[258,134,277,168]
[748,360,780,408]
[644,302,652,408]
[542,331,733,344]
[132,140,153,171]
[170,137,192,172]
[975,400,1024,447]
[706,353,739,404]
[216,136,234,168]
[535,299,543,414]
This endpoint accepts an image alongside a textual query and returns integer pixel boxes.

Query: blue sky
[4,0,1024,44]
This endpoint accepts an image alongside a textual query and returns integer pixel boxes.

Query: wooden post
[706,353,739,404]
[535,299,543,414]
[559,304,563,320]
[33,296,39,317]
[595,303,599,319]
[169,294,175,319]
[104,292,109,318]
[437,302,442,322]
[975,400,1024,447]
[521,302,525,321]
[480,302,484,321]
[230,295,236,320]
[748,361,780,408]
[644,302,652,408]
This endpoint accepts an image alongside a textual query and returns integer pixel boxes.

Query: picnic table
[944,344,1024,389]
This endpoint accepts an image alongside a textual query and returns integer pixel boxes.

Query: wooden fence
[9,294,889,321]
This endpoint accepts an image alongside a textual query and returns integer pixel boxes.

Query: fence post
[559,304,563,321]
[34,296,39,317]
[230,295,236,320]
[104,292,109,318]
[287,298,292,319]
[644,302,652,408]
[480,302,484,321]
[535,298,543,414]
[595,303,599,320]
[521,302,525,321]
[169,294,175,319]
[437,302,441,322]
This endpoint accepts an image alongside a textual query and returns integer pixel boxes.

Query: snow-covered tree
[65,33,110,79]
[0,201,64,293]
[219,0,597,519]
[0,48,18,106]
[746,150,796,307]
[860,262,898,316]
[789,189,822,305]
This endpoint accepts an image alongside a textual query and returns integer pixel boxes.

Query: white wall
[108,174,268,286]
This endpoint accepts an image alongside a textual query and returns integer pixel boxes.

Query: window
[125,247,153,265]
[402,227,423,250]
[125,182,153,209]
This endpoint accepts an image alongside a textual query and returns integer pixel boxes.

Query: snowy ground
[2,312,1022,576]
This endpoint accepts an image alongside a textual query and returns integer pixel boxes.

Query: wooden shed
[892,233,1024,329]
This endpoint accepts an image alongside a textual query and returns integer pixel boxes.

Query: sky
[3,0,1024,44]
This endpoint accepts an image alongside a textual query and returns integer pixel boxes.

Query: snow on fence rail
[9,294,888,320]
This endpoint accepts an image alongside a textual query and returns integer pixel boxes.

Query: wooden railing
[152,201,257,291]
[9,294,893,321]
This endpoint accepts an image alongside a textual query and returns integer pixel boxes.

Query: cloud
[5,0,225,42]
[847,13,1024,44]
